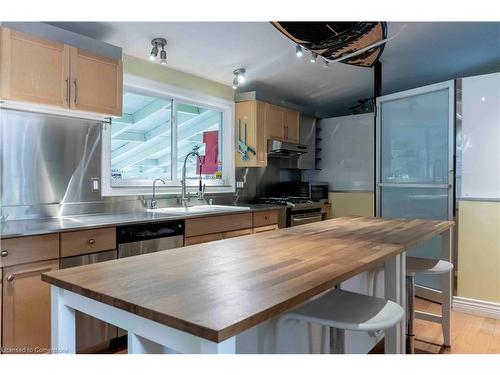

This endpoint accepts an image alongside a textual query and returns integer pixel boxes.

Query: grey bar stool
[406,256,454,354]
[275,289,405,354]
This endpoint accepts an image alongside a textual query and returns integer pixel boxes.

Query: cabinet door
[267,104,285,140]
[0,27,70,107]
[235,101,268,167]
[70,47,123,116]
[284,109,300,143]
[2,259,59,353]
[235,101,257,167]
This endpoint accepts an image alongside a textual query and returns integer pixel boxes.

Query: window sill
[102,185,235,197]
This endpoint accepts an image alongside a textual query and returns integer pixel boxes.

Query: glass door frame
[375,80,456,220]
[375,80,456,301]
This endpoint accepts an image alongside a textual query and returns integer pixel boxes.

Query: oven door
[290,212,323,226]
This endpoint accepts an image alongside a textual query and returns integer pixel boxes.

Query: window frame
[101,74,235,196]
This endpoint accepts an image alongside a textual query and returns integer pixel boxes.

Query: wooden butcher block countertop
[42,216,454,343]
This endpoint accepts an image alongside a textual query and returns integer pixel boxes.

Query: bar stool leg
[406,274,415,354]
[329,327,345,354]
[441,229,453,347]
[442,270,452,346]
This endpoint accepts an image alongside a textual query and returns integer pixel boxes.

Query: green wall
[123,54,235,102]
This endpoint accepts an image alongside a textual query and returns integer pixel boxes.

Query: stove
[259,196,325,227]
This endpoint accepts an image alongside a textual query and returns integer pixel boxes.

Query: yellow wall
[329,192,374,218]
[457,200,500,303]
[123,55,235,101]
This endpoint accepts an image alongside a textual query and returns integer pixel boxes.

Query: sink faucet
[181,145,206,206]
[150,178,166,209]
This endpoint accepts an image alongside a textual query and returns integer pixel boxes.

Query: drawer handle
[1,250,8,257]
[6,274,14,282]
[88,239,96,245]
[265,216,270,220]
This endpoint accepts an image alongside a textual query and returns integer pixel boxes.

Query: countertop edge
[1,205,287,239]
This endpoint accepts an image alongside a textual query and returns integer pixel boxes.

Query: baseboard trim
[453,296,500,319]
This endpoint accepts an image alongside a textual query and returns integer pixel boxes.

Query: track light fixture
[232,68,246,90]
[149,38,167,64]
[294,44,334,68]
[295,44,303,58]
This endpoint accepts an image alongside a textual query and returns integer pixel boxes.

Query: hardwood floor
[413,298,500,354]
[371,297,500,354]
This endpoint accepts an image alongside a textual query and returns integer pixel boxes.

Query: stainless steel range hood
[267,139,308,157]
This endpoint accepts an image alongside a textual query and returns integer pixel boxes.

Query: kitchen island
[42,216,454,354]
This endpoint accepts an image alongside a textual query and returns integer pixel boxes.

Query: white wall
[306,113,374,191]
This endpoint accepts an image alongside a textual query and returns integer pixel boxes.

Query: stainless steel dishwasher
[60,250,118,353]
[115,220,185,339]
[116,220,184,258]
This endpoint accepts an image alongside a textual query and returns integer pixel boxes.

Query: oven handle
[293,214,322,221]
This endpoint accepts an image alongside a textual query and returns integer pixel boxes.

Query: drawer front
[0,234,59,267]
[253,210,279,227]
[253,224,279,234]
[222,228,253,239]
[61,227,116,258]
[184,233,223,246]
[185,213,253,237]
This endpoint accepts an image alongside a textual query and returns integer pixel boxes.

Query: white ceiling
[49,22,500,117]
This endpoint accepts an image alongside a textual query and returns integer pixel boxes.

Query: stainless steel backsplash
[1,109,297,221]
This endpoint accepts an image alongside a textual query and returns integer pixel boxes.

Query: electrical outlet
[236,180,244,189]
[91,178,100,192]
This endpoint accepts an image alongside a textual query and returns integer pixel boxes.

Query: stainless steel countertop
[0,204,285,239]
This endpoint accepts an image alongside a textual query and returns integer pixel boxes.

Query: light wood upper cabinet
[0,27,123,116]
[235,100,267,167]
[2,259,59,353]
[284,109,300,143]
[0,27,70,108]
[266,104,300,144]
[69,47,123,116]
[267,104,286,141]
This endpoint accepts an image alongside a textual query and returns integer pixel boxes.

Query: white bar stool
[406,256,454,354]
[275,289,404,354]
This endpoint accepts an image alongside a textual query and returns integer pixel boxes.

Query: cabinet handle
[0,250,8,257]
[88,239,95,245]
[265,216,270,220]
[284,126,288,139]
[74,79,78,105]
[65,78,70,105]
[6,274,14,282]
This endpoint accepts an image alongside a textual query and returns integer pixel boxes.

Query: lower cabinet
[2,259,59,353]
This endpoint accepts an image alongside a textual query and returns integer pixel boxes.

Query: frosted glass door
[377,82,454,292]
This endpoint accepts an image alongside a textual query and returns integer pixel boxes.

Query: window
[102,75,234,196]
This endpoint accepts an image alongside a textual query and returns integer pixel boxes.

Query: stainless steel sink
[147,205,251,215]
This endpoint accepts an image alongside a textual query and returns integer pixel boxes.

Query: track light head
[160,48,167,65]
[150,44,158,61]
[232,77,239,90]
[310,52,317,63]
[295,45,303,58]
